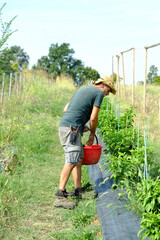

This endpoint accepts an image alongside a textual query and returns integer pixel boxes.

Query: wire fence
[0,70,55,105]
[0,72,25,104]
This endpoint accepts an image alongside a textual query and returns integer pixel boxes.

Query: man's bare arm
[86,106,100,146]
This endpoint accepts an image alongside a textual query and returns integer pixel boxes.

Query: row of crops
[97,97,160,240]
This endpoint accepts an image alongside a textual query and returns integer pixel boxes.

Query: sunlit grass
[0,73,102,239]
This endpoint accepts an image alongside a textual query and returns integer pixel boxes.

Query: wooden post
[120,48,133,101]
[112,55,114,82]
[144,47,147,114]
[143,43,160,114]
[15,72,18,94]
[1,73,5,103]
[9,73,12,99]
[121,52,126,100]
[132,48,135,105]
[116,55,120,97]
[143,42,160,114]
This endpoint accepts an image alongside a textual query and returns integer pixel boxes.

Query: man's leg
[59,163,75,191]
[71,158,83,189]
[54,163,77,210]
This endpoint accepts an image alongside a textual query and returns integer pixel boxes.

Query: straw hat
[94,76,116,95]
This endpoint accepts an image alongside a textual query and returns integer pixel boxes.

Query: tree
[0,3,17,50]
[153,75,160,85]
[36,56,50,72]
[84,67,100,81]
[35,42,100,85]
[147,65,158,84]
[70,62,85,86]
[137,81,144,85]
[0,45,29,73]
[48,43,75,76]
[36,43,75,78]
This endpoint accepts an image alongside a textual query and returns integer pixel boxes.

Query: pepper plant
[98,98,160,240]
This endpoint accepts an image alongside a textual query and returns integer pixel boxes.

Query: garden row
[97,97,160,240]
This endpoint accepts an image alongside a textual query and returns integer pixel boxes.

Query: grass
[0,72,102,240]
[2,73,159,239]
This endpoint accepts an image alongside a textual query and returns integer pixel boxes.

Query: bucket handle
[94,134,98,145]
[88,128,98,144]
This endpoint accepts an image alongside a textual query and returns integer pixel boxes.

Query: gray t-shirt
[60,86,104,135]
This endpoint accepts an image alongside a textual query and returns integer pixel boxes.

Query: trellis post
[144,47,147,114]
[121,52,126,100]
[121,48,133,101]
[116,55,120,97]
[112,55,114,82]
[1,73,5,103]
[143,42,160,114]
[9,73,13,99]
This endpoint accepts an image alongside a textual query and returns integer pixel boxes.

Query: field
[0,72,160,239]
[0,72,102,240]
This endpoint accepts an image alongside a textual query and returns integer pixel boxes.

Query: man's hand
[83,125,90,133]
[86,134,94,146]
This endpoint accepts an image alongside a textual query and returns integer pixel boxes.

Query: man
[54,76,116,209]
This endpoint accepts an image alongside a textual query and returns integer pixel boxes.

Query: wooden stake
[116,55,120,97]
[15,72,18,94]
[143,42,160,114]
[1,73,5,103]
[121,52,126,100]
[144,48,147,114]
[112,55,114,82]
[9,73,12,99]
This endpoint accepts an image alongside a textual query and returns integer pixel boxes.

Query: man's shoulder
[78,86,102,94]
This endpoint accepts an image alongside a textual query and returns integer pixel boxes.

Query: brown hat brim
[95,78,116,95]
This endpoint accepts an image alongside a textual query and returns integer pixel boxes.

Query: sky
[2,0,160,84]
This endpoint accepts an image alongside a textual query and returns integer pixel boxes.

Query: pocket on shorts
[66,151,80,164]
[59,127,70,146]
[67,143,81,152]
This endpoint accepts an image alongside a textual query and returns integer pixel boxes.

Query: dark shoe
[66,182,98,199]
[81,182,98,198]
[74,187,82,199]
[81,182,91,191]
[73,187,98,198]
[54,197,76,210]
[55,189,68,198]
[81,189,98,198]
[66,187,82,199]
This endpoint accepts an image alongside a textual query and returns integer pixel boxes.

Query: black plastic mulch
[88,139,150,240]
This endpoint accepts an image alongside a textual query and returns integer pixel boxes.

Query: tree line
[0,42,100,86]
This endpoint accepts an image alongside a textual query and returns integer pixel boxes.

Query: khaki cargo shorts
[59,126,84,165]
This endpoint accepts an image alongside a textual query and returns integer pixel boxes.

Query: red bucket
[82,144,102,165]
